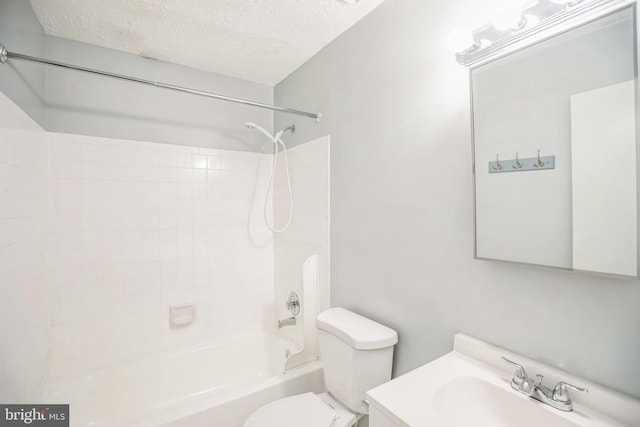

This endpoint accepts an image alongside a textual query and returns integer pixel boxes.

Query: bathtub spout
[278,317,296,328]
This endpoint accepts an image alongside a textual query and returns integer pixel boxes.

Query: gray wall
[0,0,46,127]
[45,36,275,152]
[275,0,640,398]
[0,0,275,152]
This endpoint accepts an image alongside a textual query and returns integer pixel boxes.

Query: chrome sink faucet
[502,357,588,411]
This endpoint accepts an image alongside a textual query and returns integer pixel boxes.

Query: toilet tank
[316,308,398,415]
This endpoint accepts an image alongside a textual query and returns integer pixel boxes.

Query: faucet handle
[501,357,528,386]
[552,382,588,403]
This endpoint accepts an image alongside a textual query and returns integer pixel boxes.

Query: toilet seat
[244,392,357,427]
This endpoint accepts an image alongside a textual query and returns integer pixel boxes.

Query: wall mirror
[472,4,638,277]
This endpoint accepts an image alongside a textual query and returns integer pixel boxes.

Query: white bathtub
[41,335,325,427]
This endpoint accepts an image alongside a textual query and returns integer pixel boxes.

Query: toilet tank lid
[316,308,398,350]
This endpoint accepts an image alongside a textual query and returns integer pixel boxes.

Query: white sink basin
[366,334,640,427]
[433,376,579,427]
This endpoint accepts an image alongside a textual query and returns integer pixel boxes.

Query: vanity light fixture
[447,0,603,66]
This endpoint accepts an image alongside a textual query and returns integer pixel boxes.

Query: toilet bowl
[243,308,398,427]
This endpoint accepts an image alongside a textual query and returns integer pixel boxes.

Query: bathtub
[41,335,325,427]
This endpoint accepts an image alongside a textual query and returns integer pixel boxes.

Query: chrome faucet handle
[552,382,588,403]
[286,292,300,316]
[501,357,528,386]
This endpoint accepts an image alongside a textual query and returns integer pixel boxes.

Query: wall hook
[513,152,523,169]
[492,154,503,170]
[489,152,555,174]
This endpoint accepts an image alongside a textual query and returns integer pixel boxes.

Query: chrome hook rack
[489,151,555,174]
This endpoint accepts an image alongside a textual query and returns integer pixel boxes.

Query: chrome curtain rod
[0,43,321,121]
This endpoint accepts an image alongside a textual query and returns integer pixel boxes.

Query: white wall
[275,0,640,398]
[0,91,49,401]
[46,132,276,378]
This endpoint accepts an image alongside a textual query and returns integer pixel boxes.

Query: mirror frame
[469,0,640,278]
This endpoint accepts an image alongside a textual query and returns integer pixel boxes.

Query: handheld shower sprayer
[245,122,273,141]
[245,122,295,233]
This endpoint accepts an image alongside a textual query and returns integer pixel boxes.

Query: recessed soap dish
[170,304,195,327]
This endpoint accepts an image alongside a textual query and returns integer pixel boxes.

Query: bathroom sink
[366,334,640,427]
[433,376,578,427]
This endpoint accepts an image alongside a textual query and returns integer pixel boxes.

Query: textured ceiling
[29,0,385,85]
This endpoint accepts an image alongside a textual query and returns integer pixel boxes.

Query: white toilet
[244,307,398,427]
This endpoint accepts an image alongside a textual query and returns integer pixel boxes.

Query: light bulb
[491,6,525,31]
[447,27,477,53]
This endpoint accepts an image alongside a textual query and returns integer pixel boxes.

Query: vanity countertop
[366,334,640,427]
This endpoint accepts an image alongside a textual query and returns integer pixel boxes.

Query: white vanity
[366,334,640,427]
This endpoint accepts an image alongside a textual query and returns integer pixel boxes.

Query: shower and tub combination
[35,128,329,426]
[0,43,330,427]
[38,129,328,427]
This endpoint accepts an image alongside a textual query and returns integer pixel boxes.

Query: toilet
[244,307,398,427]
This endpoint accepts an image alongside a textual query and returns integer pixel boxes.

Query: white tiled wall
[0,92,49,401]
[273,137,330,367]
[0,90,328,390]
[46,133,275,378]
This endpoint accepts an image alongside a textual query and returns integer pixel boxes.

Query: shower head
[245,122,257,129]
[274,124,295,141]
[280,124,295,134]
